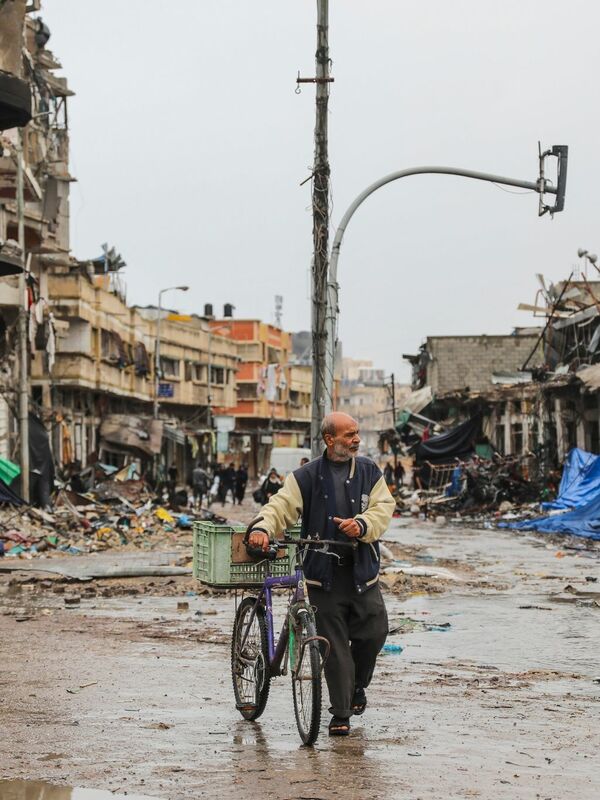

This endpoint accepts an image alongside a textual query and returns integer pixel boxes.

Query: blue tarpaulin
[501,495,600,541]
[501,447,600,540]
[542,448,600,511]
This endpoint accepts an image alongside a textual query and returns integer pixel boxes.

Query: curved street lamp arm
[323,164,558,417]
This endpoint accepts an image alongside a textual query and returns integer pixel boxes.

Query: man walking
[246,412,394,736]
[191,463,209,508]
[220,462,236,506]
[235,463,248,505]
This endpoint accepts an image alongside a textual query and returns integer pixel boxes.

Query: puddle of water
[0,779,161,799]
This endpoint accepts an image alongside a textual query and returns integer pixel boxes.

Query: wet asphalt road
[1,520,599,800]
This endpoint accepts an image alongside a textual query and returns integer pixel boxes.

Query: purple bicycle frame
[242,567,306,676]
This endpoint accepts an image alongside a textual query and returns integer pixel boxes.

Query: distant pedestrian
[383,462,394,486]
[167,461,178,501]
[235,464,248,505]
[192,463,209,508]
[300,457,309,466]
[261,468,283,501]
[220,462,236,505]
[394,461,404,487]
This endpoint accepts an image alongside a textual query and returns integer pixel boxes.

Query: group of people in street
[163,461,249,509]
[383,460,405,488]
[163,459,303,511]
[203,462,249,507]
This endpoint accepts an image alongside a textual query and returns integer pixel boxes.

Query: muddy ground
[1,519,599,800]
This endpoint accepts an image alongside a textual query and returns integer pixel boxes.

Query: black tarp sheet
[415,415,481,464]
[29,412,54,507]
[0,475,24,505]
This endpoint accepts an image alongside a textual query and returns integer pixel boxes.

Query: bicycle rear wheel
[291,609,322,745]
[231,596,270,721]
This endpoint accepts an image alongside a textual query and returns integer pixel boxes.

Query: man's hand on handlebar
[333,517,362,538]
[248,530,271,552]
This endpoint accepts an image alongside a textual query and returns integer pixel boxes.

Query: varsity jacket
[247,452,395,593]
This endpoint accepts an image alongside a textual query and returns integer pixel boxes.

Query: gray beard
[329,443,352,462]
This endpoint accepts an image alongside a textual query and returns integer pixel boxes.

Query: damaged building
[29,263,239,477]
[0,3,72,472]
[401,273,600,479]
[0,4,311,493]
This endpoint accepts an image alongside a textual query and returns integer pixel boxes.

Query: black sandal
[328,715,350,736]
[351,687,367,716]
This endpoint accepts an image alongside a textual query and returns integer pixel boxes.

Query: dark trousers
[309,565,388,719]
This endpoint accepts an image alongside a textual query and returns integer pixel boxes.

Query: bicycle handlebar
[272,538,357,549]
[245,537,358,561]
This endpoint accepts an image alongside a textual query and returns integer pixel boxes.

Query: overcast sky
[42,1,600,382]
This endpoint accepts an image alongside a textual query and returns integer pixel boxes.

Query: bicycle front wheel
[231,596,270,721]
[291,610,322,745]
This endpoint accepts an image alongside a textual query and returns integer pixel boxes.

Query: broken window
[159,356,179,379]
[495,424,505,454]
[210,366,225,385]
[238,383,258,400]
[193,364,205,382]
[511,423,523,454]
[100,330,128,368]
[133,342,150,377]
[529,422,539,450]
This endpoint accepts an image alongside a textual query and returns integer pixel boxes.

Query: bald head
[321,412,361,461]
[321,412,357,439]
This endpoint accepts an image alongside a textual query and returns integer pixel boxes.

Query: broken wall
[426,334,542,394]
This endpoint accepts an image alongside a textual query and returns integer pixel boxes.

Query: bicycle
[230,536,357,745]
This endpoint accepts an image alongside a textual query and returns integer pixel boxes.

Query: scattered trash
[381,643,404,654]
[0,469,229,562]
[66,681,97,694]
[177,601,189,611]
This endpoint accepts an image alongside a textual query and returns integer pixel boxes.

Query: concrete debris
[0,475,227,561]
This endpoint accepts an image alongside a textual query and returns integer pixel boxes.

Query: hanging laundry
[47,312,56,372]
[265,363,277,402]
[257,366,267,396]
[277,365,287,391]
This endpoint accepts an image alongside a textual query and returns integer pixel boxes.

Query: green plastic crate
[192,520,301,588]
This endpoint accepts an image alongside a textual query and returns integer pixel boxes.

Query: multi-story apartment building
[210,318,311,475]
[28,265,237,478]
[0,6,73,469]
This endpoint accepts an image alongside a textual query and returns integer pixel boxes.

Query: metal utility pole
[389,373,397,471]
[16,130,29,503]
[153,285,189,420]
[308,0,332,458]
[152,294,163,421]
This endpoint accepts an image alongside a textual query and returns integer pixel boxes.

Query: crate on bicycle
[192,520,301,588]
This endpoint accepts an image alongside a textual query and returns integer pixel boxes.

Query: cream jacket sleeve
[248,472,303,538]
[354,475,395,544]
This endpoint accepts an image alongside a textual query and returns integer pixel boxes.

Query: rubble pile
[393,454,546,521]
[0,479,226,560]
